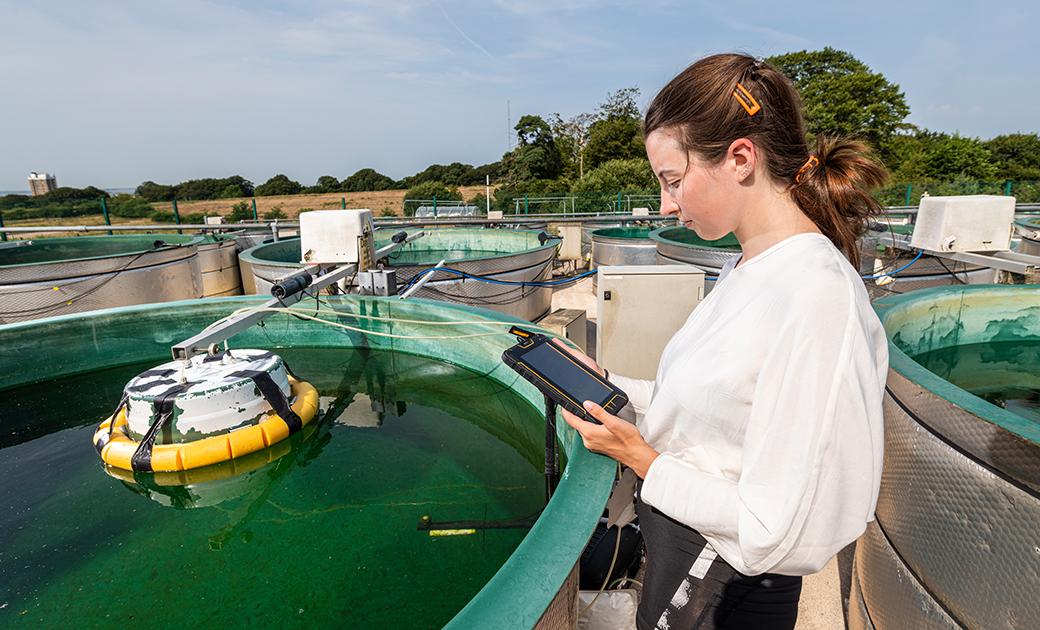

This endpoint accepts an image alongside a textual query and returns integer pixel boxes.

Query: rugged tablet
[502,326,629,424]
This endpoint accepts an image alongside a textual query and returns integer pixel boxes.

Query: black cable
[400,256,557,306]
[544,396,559,501]
[0,245,180,318]
[414,274,551,306]
[934,256,969,285]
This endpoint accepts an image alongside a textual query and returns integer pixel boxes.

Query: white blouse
[610,232,888,576]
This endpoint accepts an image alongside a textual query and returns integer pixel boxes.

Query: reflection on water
[912,341,1040,423]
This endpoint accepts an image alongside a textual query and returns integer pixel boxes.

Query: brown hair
[643,53,887,268]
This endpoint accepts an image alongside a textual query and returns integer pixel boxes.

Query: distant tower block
[28,172,57,196]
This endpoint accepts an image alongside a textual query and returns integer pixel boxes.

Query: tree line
[3,47,1040,221]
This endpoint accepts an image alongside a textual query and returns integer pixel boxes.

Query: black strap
[125,378,179,394]
[131,384,188,472]
[123,368,178,394]
[280,358,301,382]
[135,368,176,378]
[96,393,130,453]
[229,370,302,433]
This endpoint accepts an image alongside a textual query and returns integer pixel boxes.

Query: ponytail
[644,54,890,269]
[790,137,888,269]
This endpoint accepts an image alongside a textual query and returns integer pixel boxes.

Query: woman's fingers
[582,401,622,428]
[563,401,660,478]
[562,403,632,456]
[560,407,598,449]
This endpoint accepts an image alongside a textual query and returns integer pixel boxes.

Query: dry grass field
[3,215,162,239]
[2,185,492,239]
[150,185,490,219]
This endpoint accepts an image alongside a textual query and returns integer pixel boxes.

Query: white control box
[299,209,374,264]
[910,195,1015,252]
[556,224,583,261]
[597,265,705,380]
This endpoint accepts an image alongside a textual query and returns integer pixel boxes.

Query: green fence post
[100,197,112,235]
[524,195,529,215]
[172,199,182,234]
[904,184,912,207]
[0,211,6,241]
[617,192,623,213]
[340,196,346,209]
[433,195,438,217]
[251,198,259,221]
[1004,180,1013,196]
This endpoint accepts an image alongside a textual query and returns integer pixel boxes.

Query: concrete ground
[549,277,847,630]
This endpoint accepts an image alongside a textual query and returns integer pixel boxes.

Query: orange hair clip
[795,156,820,183]
[733,82,760,116]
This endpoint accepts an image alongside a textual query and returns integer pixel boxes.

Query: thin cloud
[437,1,495,59]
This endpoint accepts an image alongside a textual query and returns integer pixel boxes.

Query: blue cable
[402,250,915,292]
[861,250,924,280]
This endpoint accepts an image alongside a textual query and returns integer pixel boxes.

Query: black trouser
[635,493,802,630]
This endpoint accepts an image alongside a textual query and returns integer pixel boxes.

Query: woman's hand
[561,401,659,479]
[551,338,604,377]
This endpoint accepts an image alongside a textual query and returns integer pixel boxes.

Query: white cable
[608,577,642,590]
[222,307,513,341]
[579,462,625,618]
[203,304,556,334]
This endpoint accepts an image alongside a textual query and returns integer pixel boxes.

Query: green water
[0,348,545,628]
[386,249,507,266]
[0,234,200,266]
[654,227,740,250]
[912,341,1040,423]
[593,227,653,239]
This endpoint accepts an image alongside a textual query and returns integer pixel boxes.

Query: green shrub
[227,201,255,222]
[263,206,287,220]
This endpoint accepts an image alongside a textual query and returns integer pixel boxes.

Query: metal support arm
[170,235,423,361]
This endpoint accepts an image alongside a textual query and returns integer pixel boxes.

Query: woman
[558,54,889,629]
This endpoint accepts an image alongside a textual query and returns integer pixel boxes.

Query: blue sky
[0,0,1035,191]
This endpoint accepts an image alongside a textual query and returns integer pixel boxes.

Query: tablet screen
[522,342,613,405]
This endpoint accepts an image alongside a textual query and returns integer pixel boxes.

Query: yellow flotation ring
[94,376,319,473]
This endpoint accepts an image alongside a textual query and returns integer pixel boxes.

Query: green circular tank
[851,285,1040,629]
[1016,216,1040,256]
[650,227,740,292]
[590,226,657,269]
[239,228,558,321]
[0,296,613,628]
